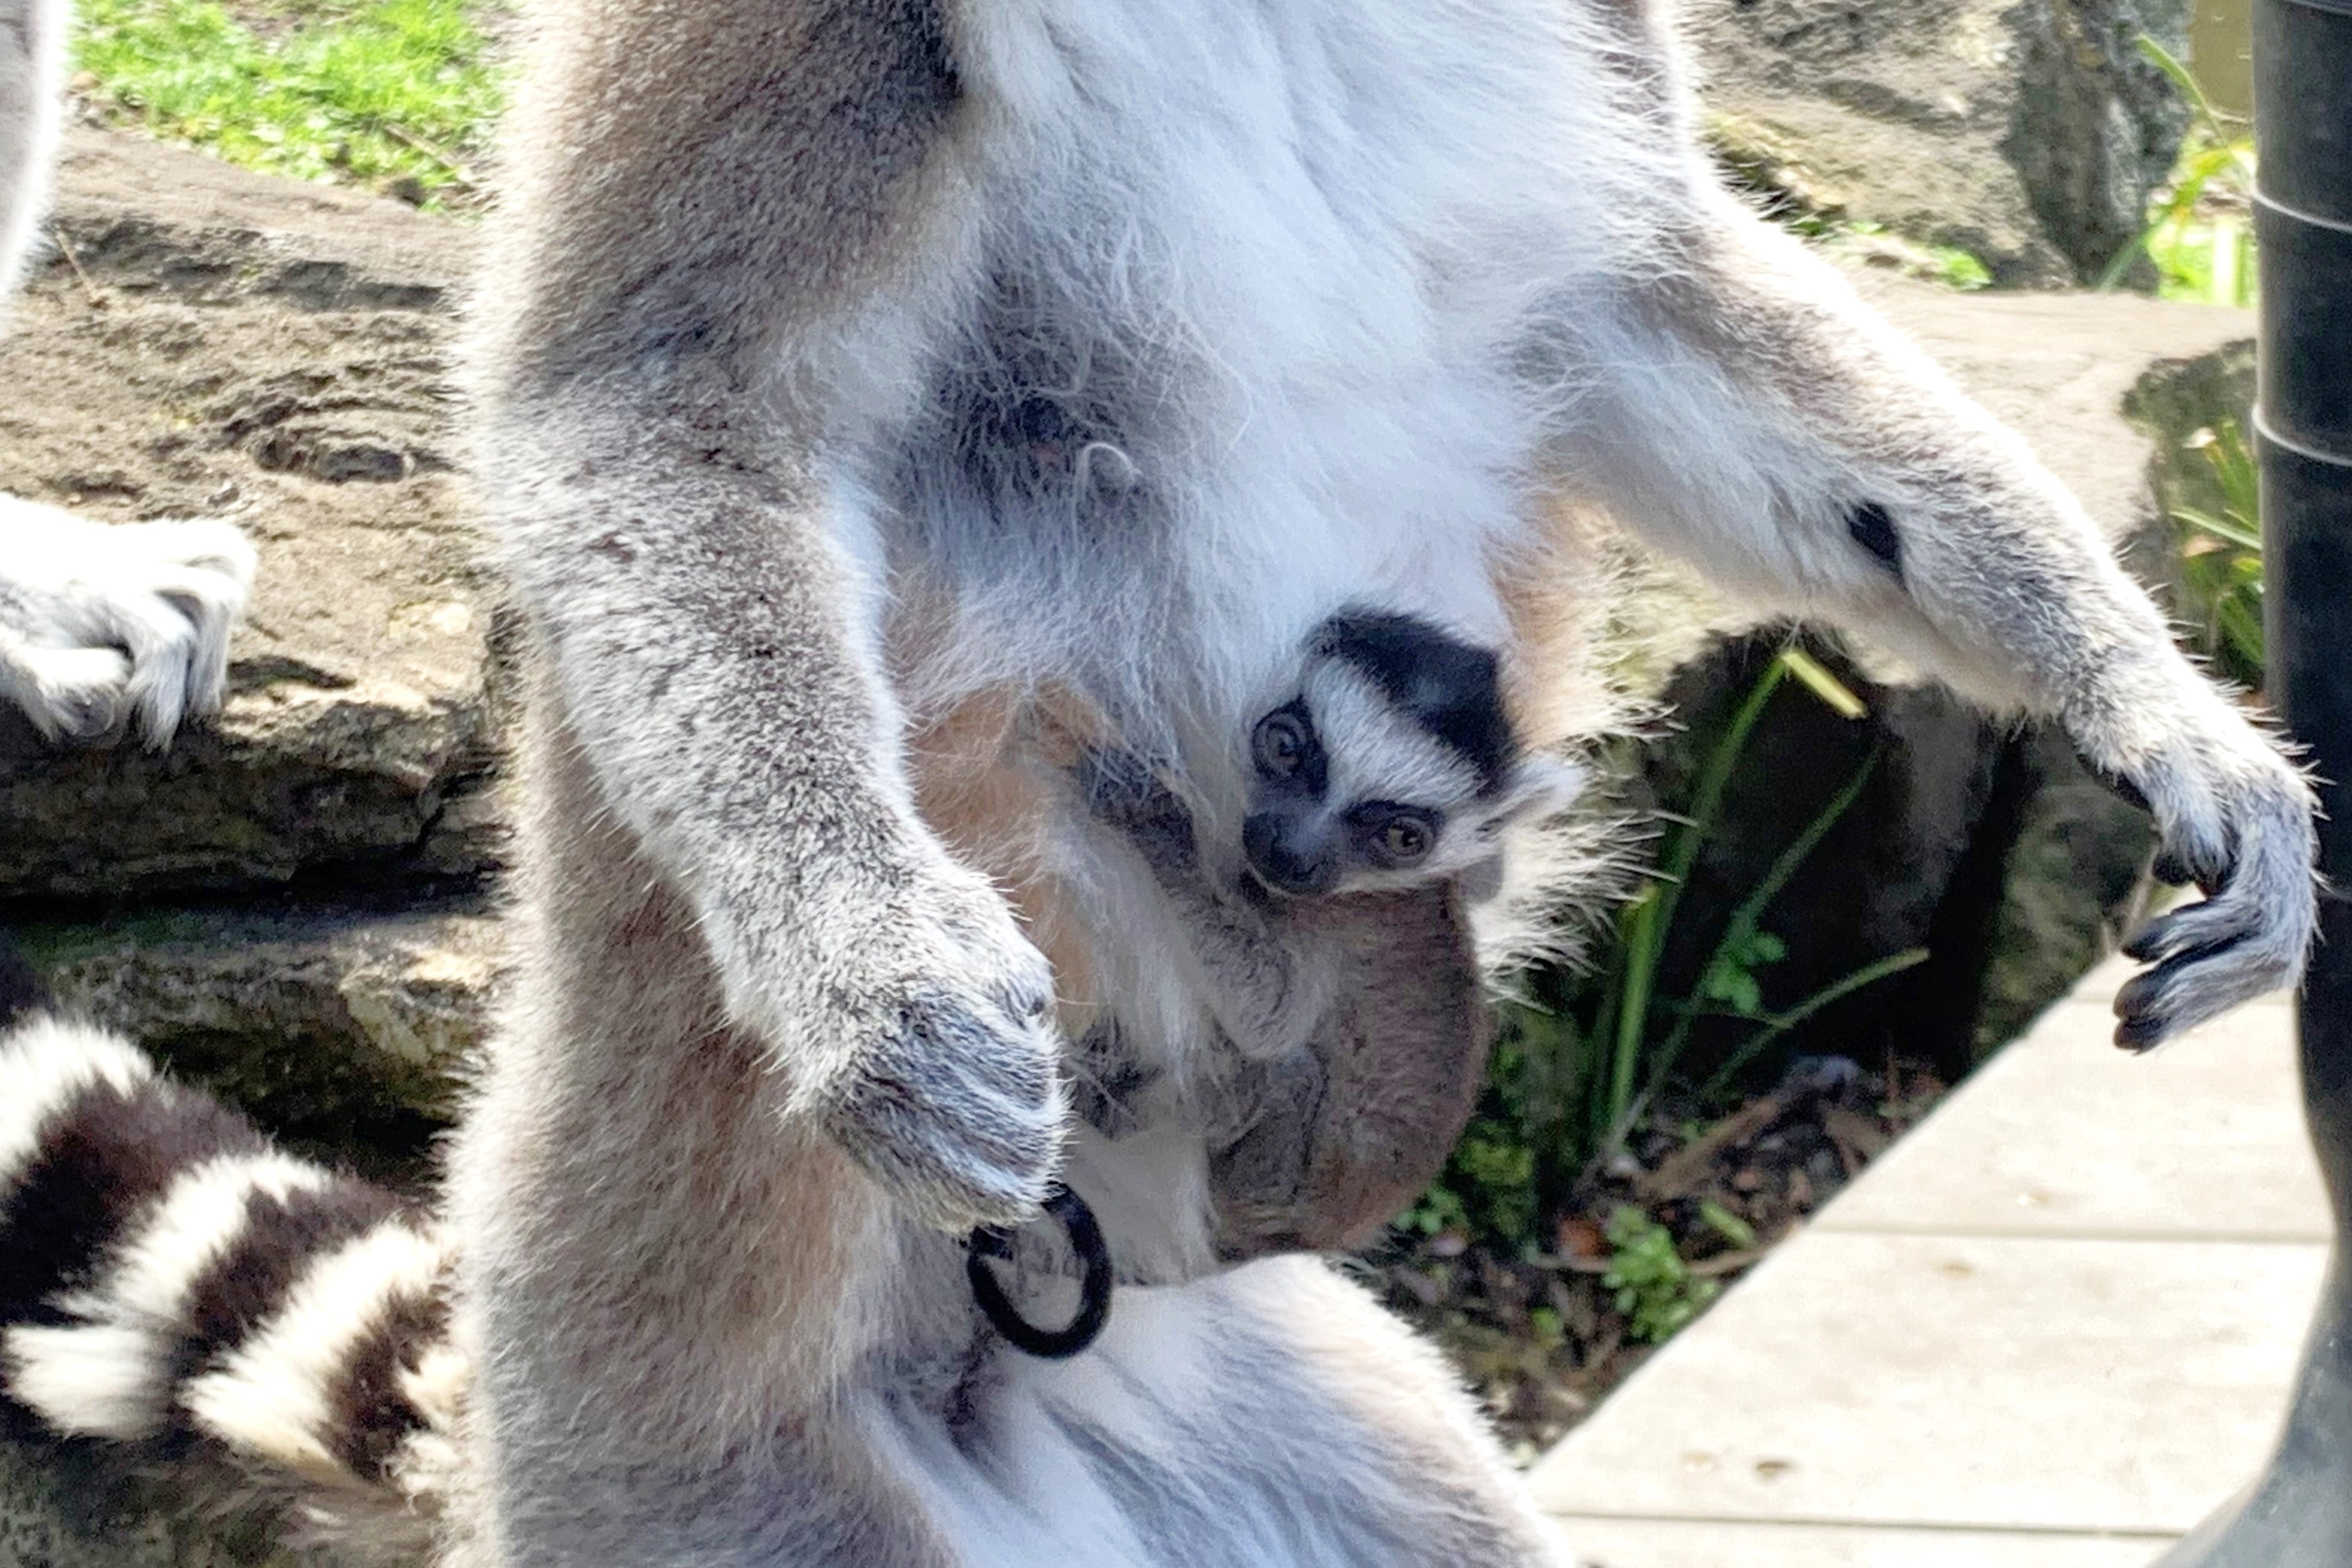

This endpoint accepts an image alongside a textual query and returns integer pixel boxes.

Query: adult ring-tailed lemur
[0,0,2321,1563]
[0,0,254,745]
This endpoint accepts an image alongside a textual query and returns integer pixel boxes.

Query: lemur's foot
[0,500,256,747]
[2109,722,2317,1049]
[3,642,134,744]
[814,866,1068,1233]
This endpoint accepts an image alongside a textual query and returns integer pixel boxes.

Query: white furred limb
[0,0,69,306]
[1538,192,2318,1049]
[0,496,256,747]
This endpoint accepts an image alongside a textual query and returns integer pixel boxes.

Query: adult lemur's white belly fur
[852,0,1655,1289]
[866,0,1669,759]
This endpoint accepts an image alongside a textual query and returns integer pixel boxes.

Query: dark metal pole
[2158,4,2352,1562]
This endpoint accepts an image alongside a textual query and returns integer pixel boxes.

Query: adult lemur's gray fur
[438,0,2315,1552]
[0,0,2319,1560]
[0,0,64,307]
[0,0,253,745]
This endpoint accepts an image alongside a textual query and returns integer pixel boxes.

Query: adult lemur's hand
[808,851,1069,1233]
[2094,695,2316,1048]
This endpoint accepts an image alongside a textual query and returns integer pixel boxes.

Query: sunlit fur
[0,0,64,306]
[0,0,254,745]
[0,0,2318,1559]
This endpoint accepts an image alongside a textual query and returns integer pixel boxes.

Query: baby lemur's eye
[1253,710,1310,778]
[1377,812,1436,865]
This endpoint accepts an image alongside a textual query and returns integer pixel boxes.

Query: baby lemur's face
[1241,610,1579,899]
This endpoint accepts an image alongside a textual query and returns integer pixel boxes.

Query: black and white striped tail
[0,981,460,1531]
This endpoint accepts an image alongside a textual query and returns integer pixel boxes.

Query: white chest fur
[864,0,1674,743]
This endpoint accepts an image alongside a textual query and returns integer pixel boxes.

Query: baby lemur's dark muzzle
[1243,809,1338,896]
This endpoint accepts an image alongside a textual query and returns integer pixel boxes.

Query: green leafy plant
[2171,418,2266,689]
[1600,1200,1759,1345]
[2099,37,2256,306]
[1410,646,1929,1249]
[1599,1205,1721,1342]
[74,0,505,209]
[1604,1206,1712,1342]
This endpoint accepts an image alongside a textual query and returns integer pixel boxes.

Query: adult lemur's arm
[470,2,1063,1230]
[1542,176,2313,1046]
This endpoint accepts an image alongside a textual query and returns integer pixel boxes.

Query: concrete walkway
[1527,955,2332,1567]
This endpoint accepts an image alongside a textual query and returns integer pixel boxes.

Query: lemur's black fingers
[2122,881,2256,965]
[2112,935,2239,1048]
[2120,919,2173,964]
[2113,894,2303,1050]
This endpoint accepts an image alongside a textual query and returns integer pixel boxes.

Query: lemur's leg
[1210,886,1491,1257]
[0,499,256,745]
[1075,747,1317,1056]
[0,0,66,303]
[1543,182,2316,1046]
[443,671,1011,1553]
[471,0,1060,1233]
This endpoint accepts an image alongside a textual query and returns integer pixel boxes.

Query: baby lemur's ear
[1500,751,1585,823]
[1461,754,1584,904]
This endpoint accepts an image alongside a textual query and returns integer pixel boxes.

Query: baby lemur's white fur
[0,0,253,746]
[0,0,2320,1560]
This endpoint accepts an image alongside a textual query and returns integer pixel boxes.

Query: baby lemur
[1083,607,1578,1060]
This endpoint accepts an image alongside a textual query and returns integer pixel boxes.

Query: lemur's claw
[2107,731,2314,1049]
[812,870,1069,1233]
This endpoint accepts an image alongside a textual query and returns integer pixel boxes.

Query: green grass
[74,0,504,209]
